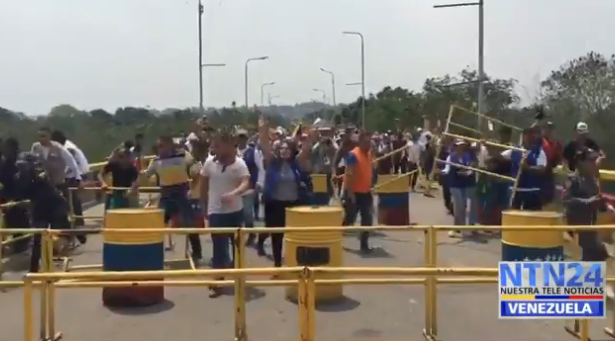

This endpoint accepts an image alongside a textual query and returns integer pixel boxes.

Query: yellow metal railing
[4,224,615,341]
[67,186,160,225]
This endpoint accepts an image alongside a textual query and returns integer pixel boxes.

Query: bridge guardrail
[1,224,613,341]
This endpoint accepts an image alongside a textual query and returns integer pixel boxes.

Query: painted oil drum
[501,210,564,261]
[102,209,165,307]
[375,174,410,226]
[284,206,344,302]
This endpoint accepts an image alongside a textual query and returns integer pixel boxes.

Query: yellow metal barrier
[23,263,611,341]
[7,224,615,341]
[0,200,34,291]
[67,186,161,225]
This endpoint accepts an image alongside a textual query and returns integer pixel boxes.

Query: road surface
[0,193,612,341]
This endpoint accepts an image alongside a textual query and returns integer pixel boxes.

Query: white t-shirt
[406,141,421,164]
[418,131,431,151]
[476,144,489,168]
[200,157,250,214]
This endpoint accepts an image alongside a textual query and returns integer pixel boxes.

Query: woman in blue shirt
[256,116,314,268]
[442,140,478,236]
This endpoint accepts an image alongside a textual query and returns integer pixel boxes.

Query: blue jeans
[159,192,194,226]
[451,186,477,226]
[209,210,243,269]
[159,193,202,257]
[242,192,255,228]
[342,192,373,246]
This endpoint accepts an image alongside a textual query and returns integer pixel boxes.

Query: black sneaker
[245,234,255,247]
[256,244,266,256]
[209,277,224,298]
[76,234,87,244]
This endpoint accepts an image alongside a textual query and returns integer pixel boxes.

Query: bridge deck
[0,194,611,341]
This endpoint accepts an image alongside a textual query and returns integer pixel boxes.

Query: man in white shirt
[406,137,421,190]
[200,133,250,297]
[65,140,90,175]
[51,130,88,230]
[32,127,85,244]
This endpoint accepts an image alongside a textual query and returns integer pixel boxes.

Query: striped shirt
[145,151,194,197]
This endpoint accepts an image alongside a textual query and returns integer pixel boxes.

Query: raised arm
[258,115,273,164]
[297,128,317,172]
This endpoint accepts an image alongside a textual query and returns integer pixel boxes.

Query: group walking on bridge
[0,127,91,272]
[2,108,615,300]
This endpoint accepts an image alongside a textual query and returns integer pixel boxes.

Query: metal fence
[1,224,613,341]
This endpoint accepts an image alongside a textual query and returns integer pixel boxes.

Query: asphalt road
[1,193,613,341]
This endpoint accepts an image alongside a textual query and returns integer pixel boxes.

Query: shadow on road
[106,298,176,315]
[314,296,361,312]
[343,246,394,259]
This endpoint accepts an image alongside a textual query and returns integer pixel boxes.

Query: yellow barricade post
[0,200,35,291]
[423,225,439,341]
[605,250,615,339]
[234,228,247,341]
[23,267,306,341]
[17,224,615,341]
[285,207,344,302]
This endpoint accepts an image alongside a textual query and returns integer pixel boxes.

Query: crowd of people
[435,119,614,262]
[0,127,90,272]
[1,113,614,298]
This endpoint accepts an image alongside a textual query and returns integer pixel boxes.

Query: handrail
[7,222,608,341]
[554,165,615,182]
[8,224,614,235]
[87,155,155,171]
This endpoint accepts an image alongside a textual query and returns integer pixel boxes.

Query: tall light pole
[313,88,326,103]
[200,63,226,110]
[434,0,484,127]
[197,1,204,113]
[244,56,269,109]
[260,82,276,106]
[343,31,365,128]
[268,94,280,106]
[319,68,336,106]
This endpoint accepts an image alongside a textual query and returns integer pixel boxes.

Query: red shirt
[542,137,562,169]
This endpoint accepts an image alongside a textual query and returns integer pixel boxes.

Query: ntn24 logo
[499,286,604,295]
[499,262,606,287]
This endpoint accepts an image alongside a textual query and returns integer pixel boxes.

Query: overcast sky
[1,0,613,115]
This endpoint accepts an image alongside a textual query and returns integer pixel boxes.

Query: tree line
[1,51,614,168]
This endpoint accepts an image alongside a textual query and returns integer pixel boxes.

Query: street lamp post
[198,1,204,113]
[268,94,280,106]
[434,0,484,127]
[260,82,276,106]
[244,56,269,109]
[313,88,327,103]
[200,63,226,109]
[319,68,336,106]
[343,31,365,128]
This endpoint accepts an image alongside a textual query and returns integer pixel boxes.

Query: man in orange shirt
[343,131,374,253]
